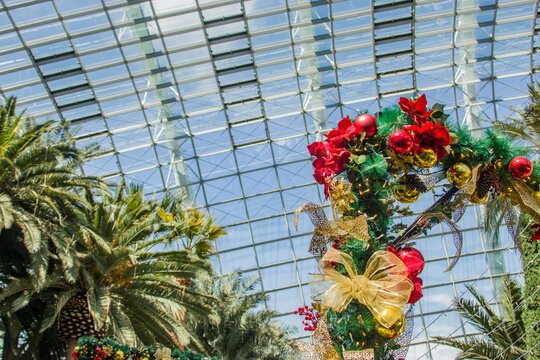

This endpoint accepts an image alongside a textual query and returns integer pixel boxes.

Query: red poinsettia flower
[399,94,434,126]
[408,275,423,304]
[531,224,540,241]
[403,121,451,160]
[324,116,361,148]
[307,141,327,158]
[325,144,351,174]
[307,141,351,198]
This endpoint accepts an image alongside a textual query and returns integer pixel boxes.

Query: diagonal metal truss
[0,0,538,358]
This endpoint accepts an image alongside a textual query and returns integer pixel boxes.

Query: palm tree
[483,83,540,358]
[187,272,300,360]
[49,183,222,356]
[0,96,104,282]
[432,276,526,359]
[0,97,105,359]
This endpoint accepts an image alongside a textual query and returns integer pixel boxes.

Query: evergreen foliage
[187,273,301,360]
[432,277,527,360]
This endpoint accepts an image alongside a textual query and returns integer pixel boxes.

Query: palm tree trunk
[65,338,78,360]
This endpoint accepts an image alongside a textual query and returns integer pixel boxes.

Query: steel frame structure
[0,0,538,358]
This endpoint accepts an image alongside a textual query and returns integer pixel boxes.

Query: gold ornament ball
[468,190,488,204]
[446,162,472,188]
[414,149,438,169]
[373,312,406,339]
[393,185,420,204]
[535,191,540,202]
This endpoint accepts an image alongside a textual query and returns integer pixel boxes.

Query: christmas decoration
[354,114,378,137]
[329,178,356,214]
[373,313,406,339]
[295,306,320,332]
[509,156,533,179]
[404,173,428,193]
[393,186,420,204]
[414,148,437,168]
[446,162,472,188]
[388,130,413,154]
[393,176,420,204]
[298,93,540,359]
[397,247,425,277]
[72,338,217,360]
[468,190,489,204]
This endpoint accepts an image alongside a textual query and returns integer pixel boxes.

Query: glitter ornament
[468,190,489,204]
[414,148,437,169]
[393,185,420,204]
[446,162,472,188]
[508,156,533,179]
[388,130,414,155]
[353,114,378,137]
[373,309,406,339]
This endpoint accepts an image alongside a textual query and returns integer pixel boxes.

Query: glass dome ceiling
[0,0,538,358]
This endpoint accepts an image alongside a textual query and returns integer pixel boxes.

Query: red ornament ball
[398,247,425,276]
[508,156,533,179]
[353,114,378,137]
[388,130,414,154]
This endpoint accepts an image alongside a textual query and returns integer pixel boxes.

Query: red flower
[399,94,433,126]
[307,141,327,158]
[324,116,361,148]
[531,224,540,241]
[408,275,423,304]
[325,144,351,174]
[307,141,351,199]
[404,121,451,160]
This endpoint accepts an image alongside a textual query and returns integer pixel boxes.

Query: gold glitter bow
[294,203,369,257]
[154,348,171,360]
[311,248,413,328]
[292,317,374,360]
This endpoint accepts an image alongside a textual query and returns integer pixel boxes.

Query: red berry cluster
[485,164,502,198]
[331,235,351,250]
[294,305,320,332]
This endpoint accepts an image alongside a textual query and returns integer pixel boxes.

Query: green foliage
[0,97,226,358]
[376,106,408,138]
[518,213,540,360]
[0,97,105,359]
[432,276,527,360]
[75,337,218,360]
[486,82,540,149]
[187,273,301,360]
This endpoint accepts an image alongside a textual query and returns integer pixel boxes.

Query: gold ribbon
[510,180,540,222]
[294,203,369,257]
[292,317,374,360]
[311,248,412,328]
